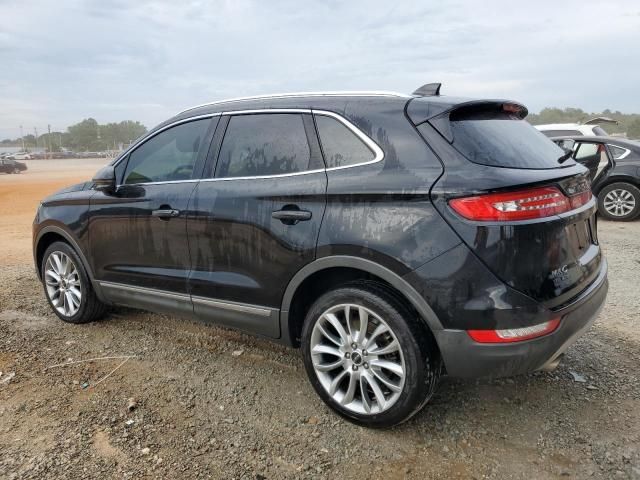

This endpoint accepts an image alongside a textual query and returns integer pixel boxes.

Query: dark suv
[33,85,608,427]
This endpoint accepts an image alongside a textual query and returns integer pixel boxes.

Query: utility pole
[48,124,52,159]
[20,125,25,151]
[34,127,38,149]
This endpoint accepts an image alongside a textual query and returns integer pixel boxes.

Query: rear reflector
[467,318,561,343]
[449,186,591,221]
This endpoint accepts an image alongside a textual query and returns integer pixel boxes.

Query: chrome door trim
[98,281,273,317]
[191,295,272,317]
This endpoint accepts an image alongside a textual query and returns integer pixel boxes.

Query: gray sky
[1,0,638,139]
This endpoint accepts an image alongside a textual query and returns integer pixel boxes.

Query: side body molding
[279,255,443,346]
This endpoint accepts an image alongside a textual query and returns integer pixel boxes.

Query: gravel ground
[1,219,639,479]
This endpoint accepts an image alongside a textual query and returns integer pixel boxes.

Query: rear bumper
[434,259,608,378]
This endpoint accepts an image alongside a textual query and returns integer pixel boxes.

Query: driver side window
[123,118,210,184]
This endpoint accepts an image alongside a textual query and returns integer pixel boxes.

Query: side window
[608,144,630,160]
[123,119,210,185]
[216,114,310,178]
[574,142,599,161]
[315,115,376,168]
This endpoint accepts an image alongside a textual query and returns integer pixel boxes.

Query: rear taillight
[449,186,591,221]
[467,318,561,343]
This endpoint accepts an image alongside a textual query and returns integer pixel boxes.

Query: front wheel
[41,241,107,323]
[598,182,640,221]
[301,282,441,428]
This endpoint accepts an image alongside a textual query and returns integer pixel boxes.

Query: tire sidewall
[301,286,436,428]
[41,242,93,324]
[598,182,640,221]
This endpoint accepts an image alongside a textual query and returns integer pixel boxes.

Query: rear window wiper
[557,150,573,164]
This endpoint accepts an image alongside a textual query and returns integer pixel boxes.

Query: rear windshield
[448,107,574,169]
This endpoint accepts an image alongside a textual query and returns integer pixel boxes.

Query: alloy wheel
[309,303,406,415]
[44,251,82,317]
[603,188,636,217]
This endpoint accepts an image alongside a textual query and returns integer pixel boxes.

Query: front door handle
[152,208,180,219]
[272,208,312,225]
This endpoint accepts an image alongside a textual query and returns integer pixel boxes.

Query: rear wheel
[301,282,441,428]
[598,182,640,221]
[41,241,107,323]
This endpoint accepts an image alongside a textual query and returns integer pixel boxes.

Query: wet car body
[33,90,608,380]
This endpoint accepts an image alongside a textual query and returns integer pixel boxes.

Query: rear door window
[314,114,376,168]
[216,114,310,178]
[447,106,575,169]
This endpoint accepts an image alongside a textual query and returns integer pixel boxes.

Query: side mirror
[92,165,116,193]
[557,139,576,154]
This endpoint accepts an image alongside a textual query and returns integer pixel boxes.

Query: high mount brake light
[467,318,561,343]
[449,186,591,221]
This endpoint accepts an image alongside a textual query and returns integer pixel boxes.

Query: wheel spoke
[323,313,349,345]
[370,368,402,393]
[314,358,344,372]
[328,369,348,396]
[51,253,63,274]
[370,359,404,376]
[311,344,342,357]
[364,323,389,350]
[367,338,399,356]
[356,307,369,343]
[45,270,60,285]
[317,322,342,347]
[341,371,357,405]
[364,372,387,410]
[359,376,372,413]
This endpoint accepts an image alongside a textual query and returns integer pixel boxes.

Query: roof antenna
[412,83,441,97]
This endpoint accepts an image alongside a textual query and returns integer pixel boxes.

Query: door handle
[272,208,312,225]
[152,208,180,219]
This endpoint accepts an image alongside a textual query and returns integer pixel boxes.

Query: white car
[9,152,32,160]
[535,117,618,138]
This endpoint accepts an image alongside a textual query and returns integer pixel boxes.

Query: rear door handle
[152,208,180,219]
[272,208,312,225]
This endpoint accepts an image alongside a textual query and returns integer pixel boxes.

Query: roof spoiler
[583,116,618,125]
[412,82,441,96]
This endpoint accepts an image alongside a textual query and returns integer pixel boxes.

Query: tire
[597,182,640,221]
[301,281,441,428]
[41,241,107,323]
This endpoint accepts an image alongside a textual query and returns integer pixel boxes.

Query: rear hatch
[412,100,603,309]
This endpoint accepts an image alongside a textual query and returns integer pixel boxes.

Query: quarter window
[216,114,310,178]
[123,119,210,184]
[608,144,630,160]
[315,115,375,168]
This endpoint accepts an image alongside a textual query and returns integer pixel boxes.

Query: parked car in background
[536,117,618,138]
[33,87,608,428]
[552,136,640,220]
[0,158,27,174]
[8,151,32,160]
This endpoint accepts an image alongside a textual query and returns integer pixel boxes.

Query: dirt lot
[1,161,639,479]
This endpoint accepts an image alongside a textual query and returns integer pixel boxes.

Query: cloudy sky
[0,0,638,138]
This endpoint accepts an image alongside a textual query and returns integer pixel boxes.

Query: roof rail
[178,91,410,115]
[412,83,442,97]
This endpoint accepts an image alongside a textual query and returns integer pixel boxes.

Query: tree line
[527,108,640,138]
[0,118,147,152]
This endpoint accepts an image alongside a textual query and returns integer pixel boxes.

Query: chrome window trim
[112,108,385,187]
[312,109,384,170]
[111,113,221,170]
[179,91,409,115]
[607,144,631,160]
[99,281,272,317]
